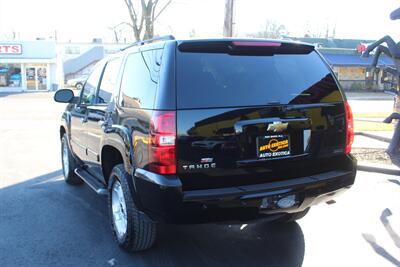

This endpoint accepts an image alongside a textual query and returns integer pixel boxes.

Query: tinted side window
[120,50,161,109]
[97,57,122,104]
[80,63,104,105]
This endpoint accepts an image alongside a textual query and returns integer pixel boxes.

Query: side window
[80,63,104,105]
[97,57,122,104]
[120,49,162,109]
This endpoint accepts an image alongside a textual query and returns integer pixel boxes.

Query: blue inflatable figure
[362,7,400,164]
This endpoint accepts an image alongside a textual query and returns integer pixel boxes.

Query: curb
[348,97,394,101]
[355,132,391,143]
[357,163,400,175]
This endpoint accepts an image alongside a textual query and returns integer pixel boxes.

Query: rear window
[176,50,342,109]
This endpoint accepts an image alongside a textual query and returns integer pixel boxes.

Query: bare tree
[109,22,130,43]
[326,23,336,38]
[109,25,121,43]
[248,20,287,39]
[123,0,172,41]
[189,28,197,38]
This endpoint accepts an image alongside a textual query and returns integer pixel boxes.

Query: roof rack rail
[121,35,175,51]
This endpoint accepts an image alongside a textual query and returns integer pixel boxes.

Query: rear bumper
[133,167,356,224]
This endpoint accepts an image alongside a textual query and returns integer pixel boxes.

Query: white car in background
[66,75,88,90]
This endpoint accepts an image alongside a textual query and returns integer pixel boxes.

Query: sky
[0,0,399,42]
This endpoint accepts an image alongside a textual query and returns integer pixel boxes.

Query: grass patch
[354,120,394,131]
[353,111,395,131]
[353,112,390,119]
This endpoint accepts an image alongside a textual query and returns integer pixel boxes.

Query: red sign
[356,43,366,53]
[0,44,22,54]
[356,43,373,54]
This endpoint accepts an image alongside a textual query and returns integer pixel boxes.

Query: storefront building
[320,49,395,91]
[0,41,57,92]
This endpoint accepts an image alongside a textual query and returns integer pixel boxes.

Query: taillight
[344,101,354,154]
[232,41,282,47]
[149,111,176,174]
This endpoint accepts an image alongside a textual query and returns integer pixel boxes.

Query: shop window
[334,72,339,79]
[0,64,22,88]
[365,67,375,80]
[381,69,397,90]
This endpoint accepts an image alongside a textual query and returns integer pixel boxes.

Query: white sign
[0,44,22,54]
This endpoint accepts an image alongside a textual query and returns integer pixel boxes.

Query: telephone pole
[223,0,234,37]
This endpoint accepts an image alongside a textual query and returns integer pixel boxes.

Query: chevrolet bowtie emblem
[267,121,288,132]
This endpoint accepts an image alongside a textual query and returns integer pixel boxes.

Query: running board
[74,168,108,195]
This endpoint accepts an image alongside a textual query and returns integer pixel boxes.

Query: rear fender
[101,132,133,174]
[101,125,147,210]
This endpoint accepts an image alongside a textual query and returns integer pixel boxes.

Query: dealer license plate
[257,134,291,159]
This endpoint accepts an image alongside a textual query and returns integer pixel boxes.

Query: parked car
[54,36,356,252]
[66,75,88,90]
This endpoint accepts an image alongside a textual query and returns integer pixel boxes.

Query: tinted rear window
[176,50,342,109]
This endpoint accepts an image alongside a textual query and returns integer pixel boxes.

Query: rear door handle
[234,117,309,134]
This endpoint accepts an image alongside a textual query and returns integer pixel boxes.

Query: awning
[0,58,56,64]
[321,53,395,67]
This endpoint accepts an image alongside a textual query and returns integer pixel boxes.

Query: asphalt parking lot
[0,92,399,267]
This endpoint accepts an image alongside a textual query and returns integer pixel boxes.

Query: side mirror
[54,89,76,103]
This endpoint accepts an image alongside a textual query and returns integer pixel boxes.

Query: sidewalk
[353,133,389,149]
[355,131,392,143]
[345,91,394,101]
[347,92,399,174]
[353,131,400,174]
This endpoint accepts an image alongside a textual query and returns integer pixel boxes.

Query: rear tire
[278,208,310,223]
[108,164,157,252]
[61,134,82,185]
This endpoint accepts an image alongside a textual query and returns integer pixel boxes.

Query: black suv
[54,36,356,251]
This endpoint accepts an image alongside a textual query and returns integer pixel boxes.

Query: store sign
[0,44,22,55]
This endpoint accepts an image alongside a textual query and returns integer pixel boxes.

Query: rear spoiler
[178,41,314,55]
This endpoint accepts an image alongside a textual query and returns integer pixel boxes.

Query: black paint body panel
[58,38,357,224]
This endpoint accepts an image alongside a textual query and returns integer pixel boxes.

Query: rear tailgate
[175,40,348,190]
